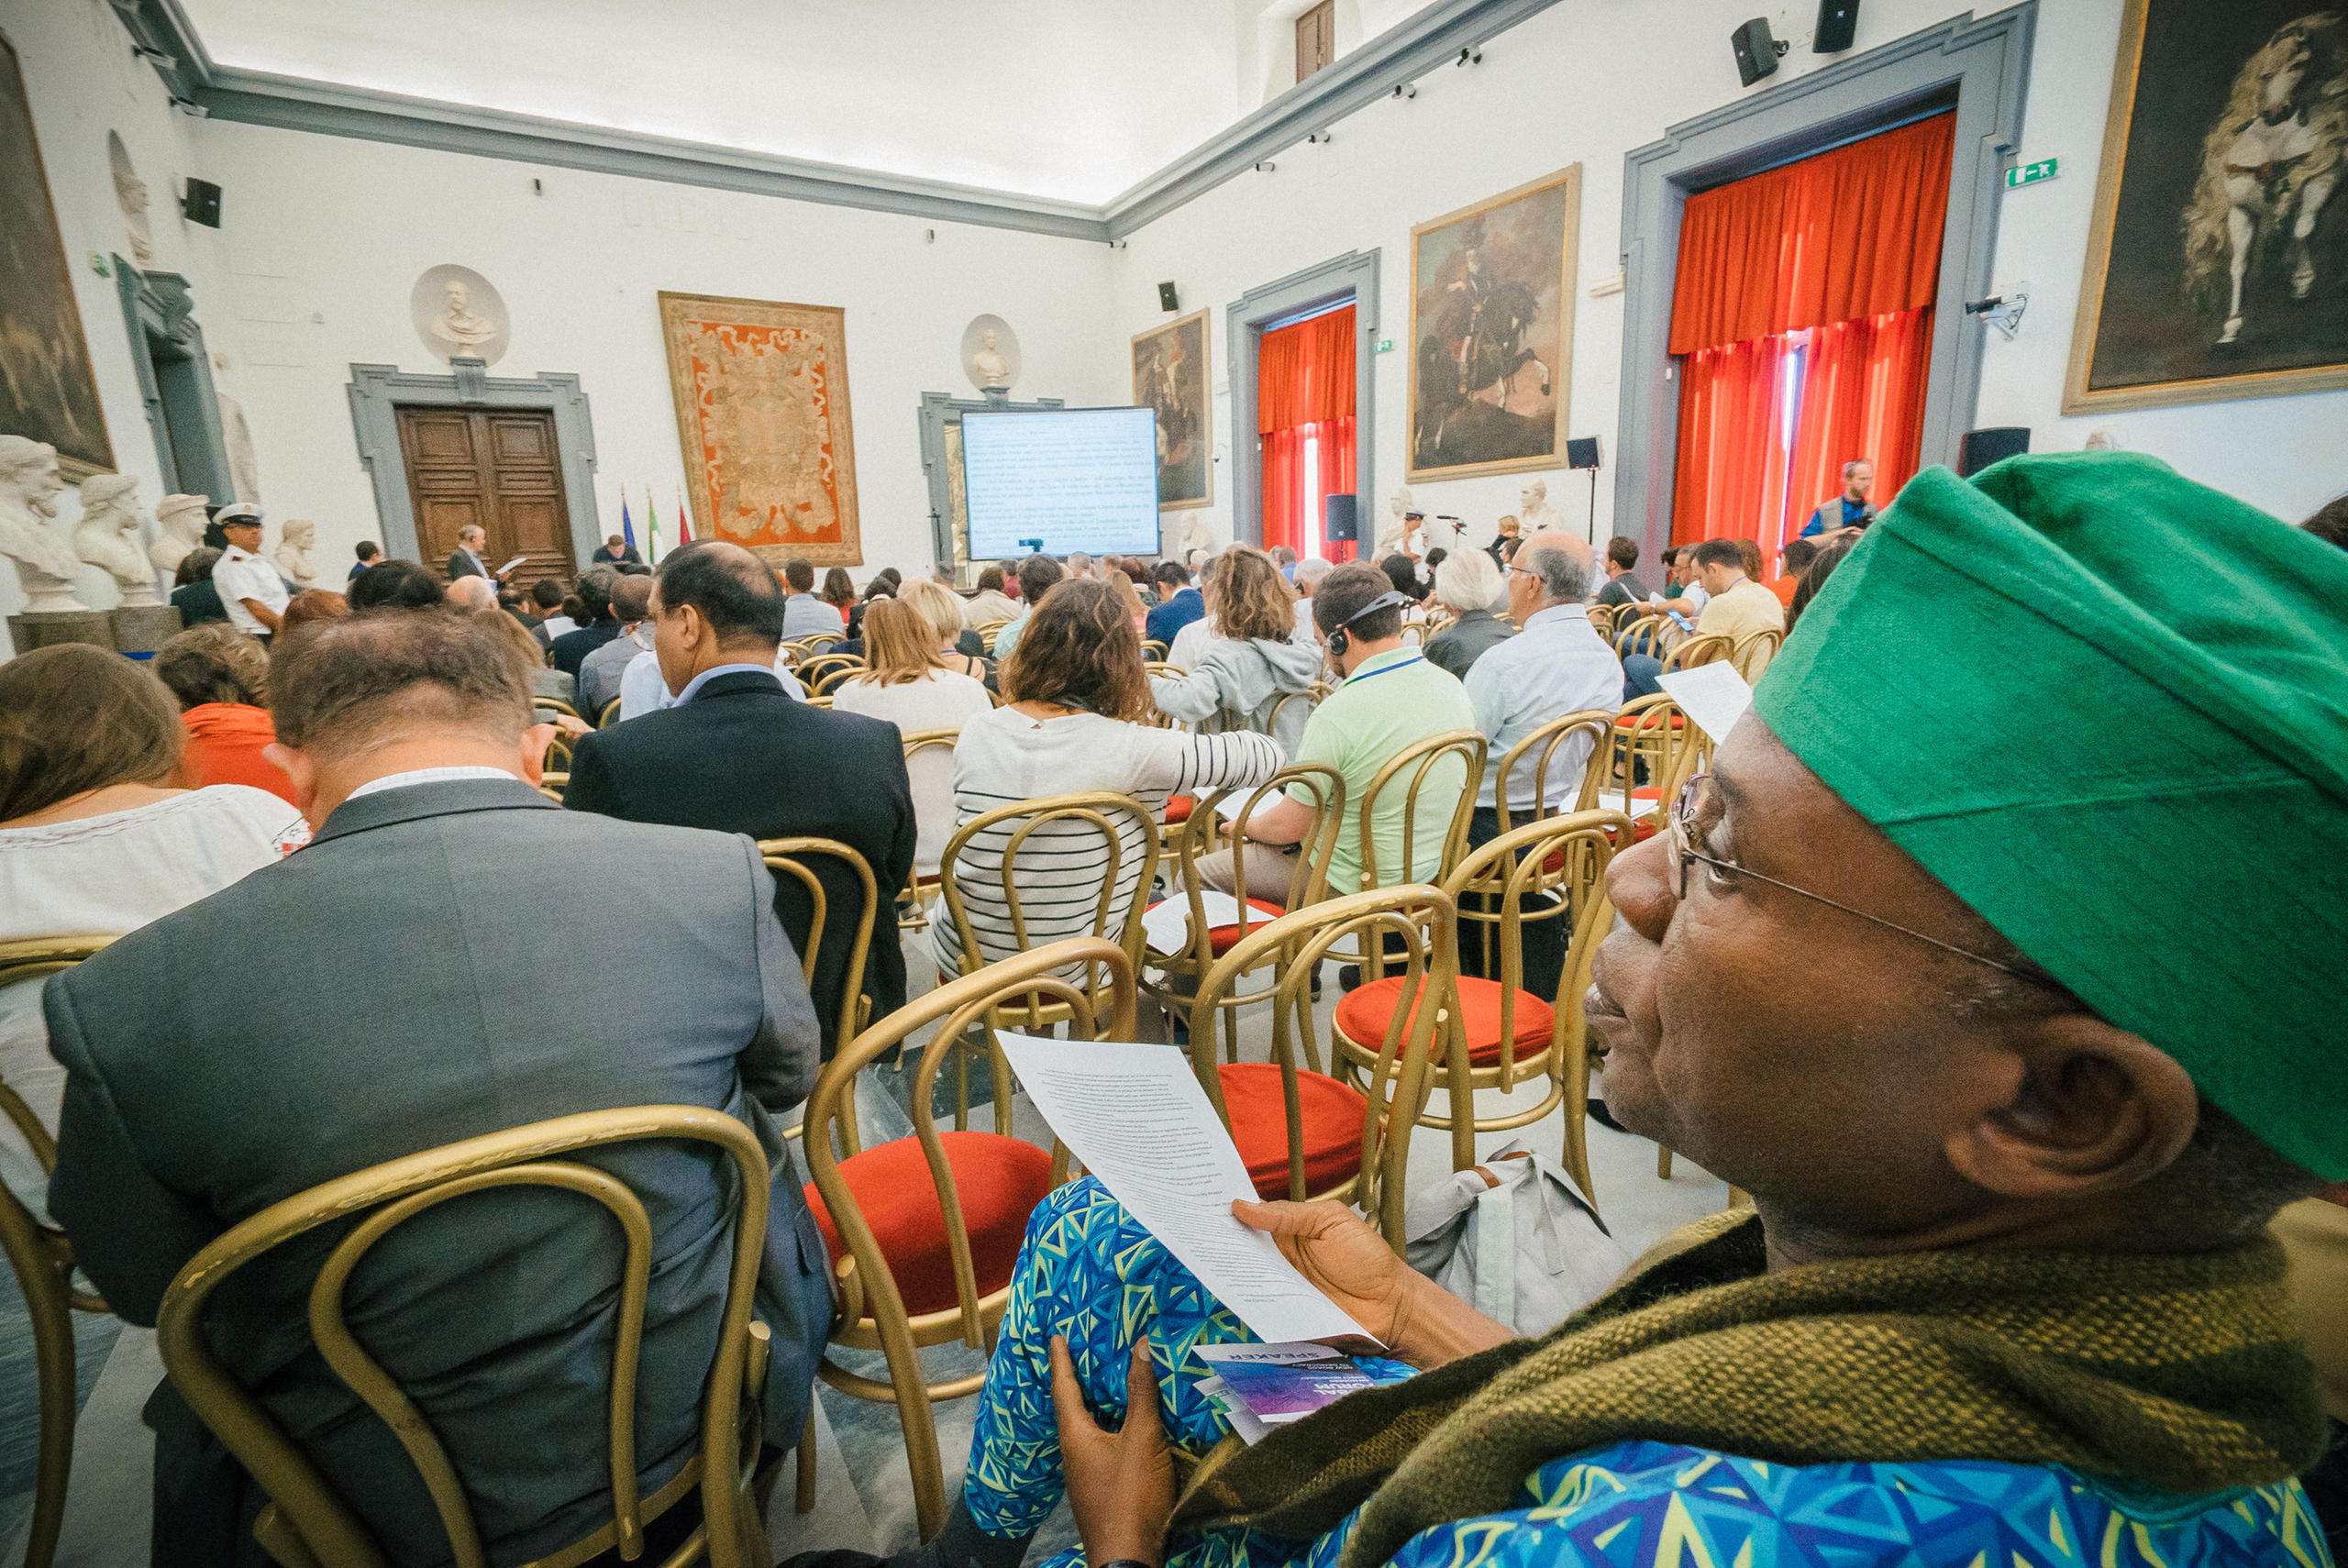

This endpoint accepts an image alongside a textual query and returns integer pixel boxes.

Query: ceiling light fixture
[1253,160,1277,173]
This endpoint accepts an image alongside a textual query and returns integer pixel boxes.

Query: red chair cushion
[1335,976,1555,1069]
[1164,796,1195,823]
[1614,713,1687,729]
[1217,1062,1367,1198]
[804,1132,1054,1318]
[1206,899,1288,955]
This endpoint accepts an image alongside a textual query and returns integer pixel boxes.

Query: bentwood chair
[895,728,962,931]
[1332,814,1628,1207]
[1142,767,1344,1062]
[798,655,864,695]
[758,837,880,1089]
[1489,710,1613,836]
[154,1106,779,1568]
[598,697,624,729]
[543,728,576,773]
[1140,638,1169,662]
[1189,889,1456,1242]
[799,938,1131,1541]
[1608,695,1706,840]
[537,771,568,803]
[537,697,583,723]
[784,633,845,663]
[1660,632,1733,673]
[1730,626,1784,681]
[1316,731,1485,978]
[0,937,118,1568]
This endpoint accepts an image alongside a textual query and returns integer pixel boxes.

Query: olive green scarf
[1171,1211,2325,1568]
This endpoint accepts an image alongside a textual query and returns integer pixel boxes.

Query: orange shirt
[180,703,297,804]
[1770,576,1800,609]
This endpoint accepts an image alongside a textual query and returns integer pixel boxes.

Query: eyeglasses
[1666,773,2048,981]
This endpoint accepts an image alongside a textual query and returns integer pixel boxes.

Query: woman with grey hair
[1424,547,1513,679]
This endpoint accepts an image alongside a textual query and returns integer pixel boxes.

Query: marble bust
[960,315,1021,394]
[434,280,498,353]
[109,133,156,272]
[73,474,162,605]
[150,492,210,576]
[273,517,317,587]
[971,328,1011,389]
[0,436,91,613]
[1516,477,1564,534]
[1377,485,1422,558]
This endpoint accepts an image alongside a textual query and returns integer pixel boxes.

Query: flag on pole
[674,487,692,545]
[646,487,663,565]
[619,494,637,556]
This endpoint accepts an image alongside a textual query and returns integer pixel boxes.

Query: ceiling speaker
[1814,0,1859,52]
[1731,18,1782,86]
[1157,281,1180,313]
[182,177,222,227]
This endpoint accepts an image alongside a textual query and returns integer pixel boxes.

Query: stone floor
[0,927,1729,1565]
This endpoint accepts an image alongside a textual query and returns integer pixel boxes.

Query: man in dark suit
[43,608,833,1567]
[443,523,509,585]
[566,541,917,1056]
[592,532,643,566]
[548,565,623,678]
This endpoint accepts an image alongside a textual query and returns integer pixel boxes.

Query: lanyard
[1343,655,1425,689]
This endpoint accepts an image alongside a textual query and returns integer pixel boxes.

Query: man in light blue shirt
[1461,530,1621,995]
[779,556,847,641]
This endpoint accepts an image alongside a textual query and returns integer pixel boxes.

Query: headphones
[1325,590,1415,659]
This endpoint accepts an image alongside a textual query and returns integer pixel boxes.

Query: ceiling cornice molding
[116,0,1560,243]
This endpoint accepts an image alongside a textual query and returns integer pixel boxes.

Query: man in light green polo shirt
[1213,561,1475,910]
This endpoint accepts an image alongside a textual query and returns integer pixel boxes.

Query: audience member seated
[1108,568,1151,634]
[1202,562,1474,915]
[936,580,1279,979]
[847,567,902,639]
[993,554,1067,660]
[1691,536,1788,649]
[1147,546,1323,754]
[152,624,297,804]
[964,564,1020,626]
[780,556,845,640]
[1591,536,1650,611]
[1459,532,1622,994]
[277,588,349,636]
[529,577,574,644]
[1773,537,1822,607]
[548,565,622,677]
[1380,553,1431,624]
[1423,549,1512,679]
[901,578,991,674]
[346,558,447,612]
[832,598,994,878]
[2305,492,2348,550]
[567,542,915,1054]
[471,609,587,740]
[1800,456,1877,538]
[1166,561,1315,671]
[170,547,228,627]
[1293,557,1332,602]
[43,608,833,1566]
[577,569,654,717]
[893,454,2345,1568]
[1145,559,1205,648]
[347,540,381,580]
[0,646,302,1219]
[1651,545,1709,618]
[820,565,858,624]
[591,531,642,566]
[1786,535,1856,631]
[445,572,500,612]
[1117,557,1161,607]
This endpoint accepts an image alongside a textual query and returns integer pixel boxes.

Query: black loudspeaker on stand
[1566,436,1604,543]
[1324,493,1358,545]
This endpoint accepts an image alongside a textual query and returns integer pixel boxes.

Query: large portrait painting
[1132,308,1211,510]
[1408,165,1579,482]
[0,33,113,480]
[659,291,862,566]
[2065,2,2348,413]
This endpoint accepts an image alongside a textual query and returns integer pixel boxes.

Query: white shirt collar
[346,765,520,801]
[1523,602,1590,632]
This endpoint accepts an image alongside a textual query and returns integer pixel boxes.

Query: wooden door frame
[1226,248,1379,550]
[348,359,602,564]
[393,405,575,583]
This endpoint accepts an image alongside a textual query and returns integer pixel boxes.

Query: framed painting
[0,30,113,480]
[1132,307,1211,511]
[1407,164,1578,482]
[2064,1,2348,414]
[659,290,862,566]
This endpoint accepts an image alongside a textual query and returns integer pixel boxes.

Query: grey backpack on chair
[1402,1139,1632,1338]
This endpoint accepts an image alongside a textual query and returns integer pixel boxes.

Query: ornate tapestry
[659,291,862,566]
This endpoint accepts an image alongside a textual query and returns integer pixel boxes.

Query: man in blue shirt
[1799,458,1877,538]
[1146,559,1205,647]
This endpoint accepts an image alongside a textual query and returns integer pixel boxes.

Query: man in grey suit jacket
[45,609,834,1567]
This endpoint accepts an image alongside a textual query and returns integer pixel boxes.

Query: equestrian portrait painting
[1408,165,1580,481]
[2066,1,2348,412]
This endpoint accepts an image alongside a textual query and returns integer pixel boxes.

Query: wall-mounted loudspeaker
[1566,436,1604,470]
[1157,282,1180,313]
[1324,493,1358,545]
[1813,0,1859,52]
[1731,18,1783,86]
[1957,426,2031,478]
[182,177,222,227]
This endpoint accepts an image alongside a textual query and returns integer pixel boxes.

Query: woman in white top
[831,598,995,877]
[0,646,305,1216]
[900,578,990,679]
[1149,545,1325,756]
[935,580,1282,978]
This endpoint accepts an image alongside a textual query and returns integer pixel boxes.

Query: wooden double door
[395,405,576,588]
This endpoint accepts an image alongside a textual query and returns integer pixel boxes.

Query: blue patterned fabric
[971,1183,2334,1568]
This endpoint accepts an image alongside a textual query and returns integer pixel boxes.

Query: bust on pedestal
[273,518,317,589]
[2,435,112,650]
[77,474,182,651]
[150,492,210,578]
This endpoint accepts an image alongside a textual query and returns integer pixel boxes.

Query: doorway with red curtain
[1257,303,1357,562]
[1667,113,1954,577]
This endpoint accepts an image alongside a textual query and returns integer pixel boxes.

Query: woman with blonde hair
[1148,544,1324,754]
[899,577,990,678]
[936,579,1280,977]
[833,597,993,876]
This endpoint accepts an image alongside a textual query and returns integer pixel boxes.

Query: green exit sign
[1376,337,1394,353]
[2006,158,2058,189]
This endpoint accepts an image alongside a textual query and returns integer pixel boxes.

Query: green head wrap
[1755,453,2348,1180]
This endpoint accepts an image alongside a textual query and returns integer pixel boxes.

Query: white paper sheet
[497,555,529,576]
[1140,889,1249,955]
[1656,661,1755,746]
[994,1032,1373,1344]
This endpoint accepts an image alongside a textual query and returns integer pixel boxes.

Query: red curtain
[1672,335,1791,551]
[1669,114,1954,355]
[1257,306,1357,558]
[1784,307,1933,543]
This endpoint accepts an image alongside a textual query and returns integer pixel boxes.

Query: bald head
[446,574,499,611]
[652,539,786,647]
[1513,530,1594,609]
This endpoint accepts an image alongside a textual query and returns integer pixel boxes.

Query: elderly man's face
[1587,720,2057,1236]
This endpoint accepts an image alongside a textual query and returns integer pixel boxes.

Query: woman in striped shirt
[935,579,1282,979]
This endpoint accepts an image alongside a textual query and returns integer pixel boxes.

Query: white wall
[1113,0,2348,564]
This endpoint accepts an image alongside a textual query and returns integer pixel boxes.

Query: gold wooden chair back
[543,729,575,773]
[597,697,624,729]
[537,772,568,804]
[757,837,880,1070]
[1263,686,1319,754]
[154,1107,777,1568]
[1660,631,1733,673]
[1139,638,1168,662]
[0,938,116,1568]
[803,694,835,709]
[1609,695,1705,836]
[1730,625,1783,681]
[537,697,582,722]
[1190,889,1456,1241]
[801,938,1132,1541]
[1397,622,1425,646]
[1490,709,1613,834]
[783,633,844,664]
[969,620,1010,646]
[936,791,1161,1038]
[895,727,961,930]
[1354,730,1488,900]
[1585,602,1616,639]
[1611,612,1667,657]
[798,654,863,694]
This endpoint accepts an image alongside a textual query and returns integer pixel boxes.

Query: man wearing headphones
[1202,561,1477,939]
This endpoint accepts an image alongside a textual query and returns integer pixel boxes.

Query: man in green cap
[847,455,2343,1568]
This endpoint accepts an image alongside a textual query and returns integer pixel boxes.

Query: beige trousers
[1192,842,1310,911]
